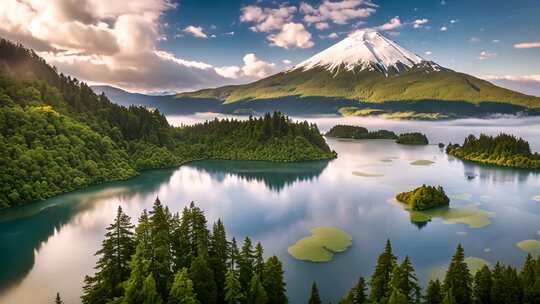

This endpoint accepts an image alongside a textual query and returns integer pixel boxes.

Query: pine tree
[308,282,322,304]
[135,209,152,261]
[472,265,491,304]
[190,253,217,304]
[82,206,135,304]
[425,279,443,304]
[262,256,287,304]
[490,262,505,304]
[521,254,537,303]
[340,277,367,304]
[387,288,408,304]
[254,242,265,278]
[168,268,198,304]
[390,256,420,303]
[123,244,151,304]
[369,240,397,304]
[54,292,63,304]
[149,197,173,299]
[209,219,228,304]
[247,274,268,304]
[443,289,456,304]
[239,237,254,293]
[171,210,192,272]
[443,245,472,304]
[189,202,210,255]
[224,270,244,304]
[141,274,163,304]
[229,238,240,272]
[503,266,522,304]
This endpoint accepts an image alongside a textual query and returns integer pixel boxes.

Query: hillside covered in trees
[325,125,397,140]
[0,38,334,209]
[446,133,540,169]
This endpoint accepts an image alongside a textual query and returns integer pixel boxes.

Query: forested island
[0,39,334,209]
[325,125,397,140]
[396,185,450,211]
[68,202,540,304]
[446,133,540,170]
[396,132,429,145]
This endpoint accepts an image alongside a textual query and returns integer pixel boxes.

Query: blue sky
[1,0,539,94]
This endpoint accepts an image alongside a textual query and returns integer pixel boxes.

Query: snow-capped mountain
[293,30,426,74]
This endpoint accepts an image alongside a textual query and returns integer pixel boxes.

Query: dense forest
[446,133,540,170]
[396,133,429,145]
[325,125,397,140]
[0,38,334,209]
[396,185,450,211]
[65,203,540,304]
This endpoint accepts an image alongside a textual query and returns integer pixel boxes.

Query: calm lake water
[1,115,540,304]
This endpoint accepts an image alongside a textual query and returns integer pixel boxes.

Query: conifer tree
[190,253,217,304]
[387,288,408,304]
[149,197,173,299]
[54,292,63,304]
[254,242,265,278]
[369,240,397,303]
[425,279,443,304]
[239,237,254,292]
[209,219,228,304]
[123,244,151,304]
[472,265,491,304]
[339,277,367,304]
[262,256,287,304]
[443,245,472,304]
[390,256,420,303]
[82,206,135,304]
[504,266,522,304]
[168,268,198,304]
[224,270,244,304]
[229,238,240,272]
[141,274,163,304]
[490,262,505,304]
[135,209,152,261]
[521,254,537,303]
[247,274,268,304]
[189,202,209,255]
[308,282,322,304]
[171,207,192,270]
[443,289,456,304]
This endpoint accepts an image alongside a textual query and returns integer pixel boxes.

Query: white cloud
[413,18,428,28]
[282,59,292,65]
[440,26,448,31]
[469,37,481,43]
[315,22,330,30]
[240,4,296,32]
[183,25,208,38]
[300,0,377,25]
[223,31,235,36]
[492,39,500,43]
[0,0,251,93]
[425,51,432,55]
[450,19,458,24]
[267,22,314,49]
[513,42,540,49]
[374,16,402,31]
[215,53,276,80]
[478,51,497,60]
[481,74,540,96]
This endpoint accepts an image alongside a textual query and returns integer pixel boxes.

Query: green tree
[247,274,267,304]
[149,198,173,299]
[308,282,322,304]
[425,280,443,304]
[387,288,408,304]
[443,245,472,304]
[141,274,163,304]
[190,253,217,304]
[503,266,522,304]
[254,242,265,278]
[443,289,456,304]
[209,219,228,304]
[239,237,254,293]
[490,263,505,304]
[369,240,397,303]
[123,244,151,304]
[472,265,491,304]
[229,238,240,272]
[339,277,367,304]
[82,206,135,304]
[390,256,420,303]
[521,254,537,303]
[168,268,198,304]
[262,256,287,304]
[224,270,244,304]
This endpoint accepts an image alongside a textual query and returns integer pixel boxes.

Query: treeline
[82,199,287,304]
[0,38,334,208]
[325,125,397,140]
[307,240,540,304]
[396,133,429,145]
[446,133,540,170]
[396,185,450,211]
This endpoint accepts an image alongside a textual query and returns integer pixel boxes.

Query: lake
[1,115,540,304]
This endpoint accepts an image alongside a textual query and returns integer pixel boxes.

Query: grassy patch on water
[352,171,384,177]
[517,240,540,256]
[410,160,435,166]
[288,227,352,262]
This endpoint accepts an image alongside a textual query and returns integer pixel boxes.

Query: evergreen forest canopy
[446,133,540,170]
[396,185,450,211]
[325,125,398,140]
[76,201,540,304]
[0,38,334,209]
[396,133,429,145]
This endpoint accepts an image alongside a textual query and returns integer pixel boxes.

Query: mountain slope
[179,31,540,109]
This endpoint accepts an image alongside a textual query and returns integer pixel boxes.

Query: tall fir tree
[443,289,456,304]
[135,209,153,261]
[229,238,240,272]
[443,245,472,304]
[224,270,244,304]
[254,242,265,278]
[425,279,443,304]
[239,237,255,293]
[472,265,491,304]
[387,288,408,304]
[390,256,420,303]
[308,282,322,304]
[190,252,218,304]
[168,268,198,304]
[82,206,135,304]
[141,274,163,304]
[490,262,505,304]
[521,254,538,303]
[339,277,367,304]
[123,243,151,304]
[171,210,192,272]
[369,239,397,304]
[262,255,288,304]
[189,202,210,255]
[149,197,173,300]
[247,274,268,304]
[209,219,229,304]
[503,266,522,304]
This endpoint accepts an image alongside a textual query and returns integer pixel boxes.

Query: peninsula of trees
[396,185,450,211]
[0,38,335,209]
[396,132,429,145]
[325,125,398,140]
[446,133,540,170]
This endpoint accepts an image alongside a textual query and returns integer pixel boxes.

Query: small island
[446,133,540,170]
[325,125,397,140]
[396,132,429,145]
[396,185,450,211]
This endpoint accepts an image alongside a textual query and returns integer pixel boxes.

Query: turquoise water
[1,116,540,304]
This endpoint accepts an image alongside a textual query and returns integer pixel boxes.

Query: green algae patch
[288,227,352,262]
[517,240,540,256]
[532,195,540,202]
[430,257,491,281]
[410,160,435,166]
[352,171,384,177]
[380,156,399,163]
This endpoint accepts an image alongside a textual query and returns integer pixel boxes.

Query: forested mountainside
[0,38,334,209]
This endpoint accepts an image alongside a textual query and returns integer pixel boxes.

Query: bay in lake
[1,115,540,304]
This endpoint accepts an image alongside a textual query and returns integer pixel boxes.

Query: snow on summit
[293,31,426,74]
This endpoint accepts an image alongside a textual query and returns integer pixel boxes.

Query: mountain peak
[292,30,427,75]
